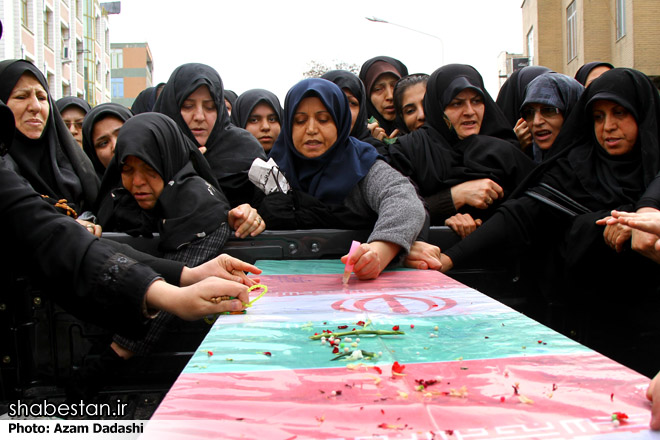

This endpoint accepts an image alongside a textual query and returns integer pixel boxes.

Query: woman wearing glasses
[519,72,584,163]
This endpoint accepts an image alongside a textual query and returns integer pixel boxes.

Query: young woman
[393,74,429,133]
[82,102,133,179]
[0,59,99,233]
[359,56,408,140]
[421,69,660,375]
[153,63,266,207]
[224,89,238,116]
[259,78,425,280]
[382,64,534,236]
[321,69,383,148]
[231,89,282,153]
[518,72,584,162]
[56,96,91,147]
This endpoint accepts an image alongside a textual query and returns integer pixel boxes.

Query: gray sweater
[344,160,425,254]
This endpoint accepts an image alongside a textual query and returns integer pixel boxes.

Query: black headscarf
[520,73,584,162]
[383,65,535,219]
[574,61,614,86]
[0,60,99,215]
[496,65,553,127]
[359,56,408,136]
[230,88,283,130]
[130,83,165,115]
[520,68,659,210]
[153,63,265,206]
[425,64,516,145]
[81,103,133,179]
[269,78,380,204]
[224,89,238,110]
[56,96,92,115]
[97,113,230,251]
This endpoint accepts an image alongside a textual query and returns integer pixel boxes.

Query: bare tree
[303,60,360,78]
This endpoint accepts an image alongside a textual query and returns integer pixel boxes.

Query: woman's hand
[404,241,442,271]
[180,254,262,286]
[598,208,660,261]
[340,241,400,280]
[228,203,266,238]
[76,219,102,237]
[368,120,386,141]
[145,278,249,321]
[451,179,504,210]
[597,215,632,253]
[514,118,532,151]
[445,213,482,239]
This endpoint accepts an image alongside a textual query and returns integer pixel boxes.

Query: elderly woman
[153,63,266,208]
[258,78,425,279]
[0,59,100,234]
[519,72,584,163]
[383,64,534,237]
[82,102,133,179]
[231,89,283,153]
[421,69,660,376]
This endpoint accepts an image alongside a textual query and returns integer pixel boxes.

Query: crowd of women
[1,53,659,425]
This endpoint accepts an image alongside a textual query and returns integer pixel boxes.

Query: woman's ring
[256,217,262,225]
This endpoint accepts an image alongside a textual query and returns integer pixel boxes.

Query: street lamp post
[365,16,444,65]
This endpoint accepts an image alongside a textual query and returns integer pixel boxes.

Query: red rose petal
[332,346,339,354]
[392,325,400,331]
[392,361,405,374]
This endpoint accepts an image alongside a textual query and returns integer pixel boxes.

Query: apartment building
[110,42,153,109]
[0,0,113,105]
[521,0,660,79]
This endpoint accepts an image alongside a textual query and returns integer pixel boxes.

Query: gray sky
[109,0,523,100]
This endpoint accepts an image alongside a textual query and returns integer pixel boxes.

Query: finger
[475,219,483,227]
[388,129,400,139]
[198,146,207,154]
[229,258,263,275]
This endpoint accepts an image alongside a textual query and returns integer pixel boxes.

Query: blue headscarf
[269,78,380,204]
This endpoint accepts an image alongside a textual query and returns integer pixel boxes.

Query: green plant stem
[309,329,404,340]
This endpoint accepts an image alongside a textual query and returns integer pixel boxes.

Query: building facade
[110,42,152,109]
[521,0,660,79]
[0,0,112,105]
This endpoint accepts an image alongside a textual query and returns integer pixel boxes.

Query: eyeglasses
[64,121,83,130]
[521,106,562,121]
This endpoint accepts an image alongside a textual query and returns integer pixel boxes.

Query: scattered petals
[410,324,415,329]
[611,393,614,402]
[518,395,534,404]
[316,415,325,423]
[612,412,629,424]
[373,366,382,374]
[500,396,505,403]
[552,383,558,391]
[332,346,339,354]
[448,386,468,398]
[512,383,520,395]
[337,325,348,329]
[262,352,272,357]
[392,325,400,331]
[397,391,409,399]
[392,361,406,374]
[356,320,366,327]
[207,350,213,357]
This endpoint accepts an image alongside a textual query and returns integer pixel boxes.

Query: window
[44,9,52,47]
[75,0,82,20]
[111,49,123,69]
[616,0,626,40]
[111,78,124,98]
[21,0,30,29]
[567,1,577,62]
[527,27,534,66]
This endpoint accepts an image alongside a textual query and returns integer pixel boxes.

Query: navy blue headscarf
[269,78,380,204]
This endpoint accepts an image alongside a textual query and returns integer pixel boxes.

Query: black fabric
[381,64,535,224]
[130,83,165,115]
[0,162,155,336]
[0,60,99,215]
[359,56,408,136]
[322,70,383,148]
[82,102,133,178]
[230,88,282,130]
[56,96,91,114]
[97,113,230,252]
[153,63,265,206]
[574,61,614,86]
[496,66,552,127]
